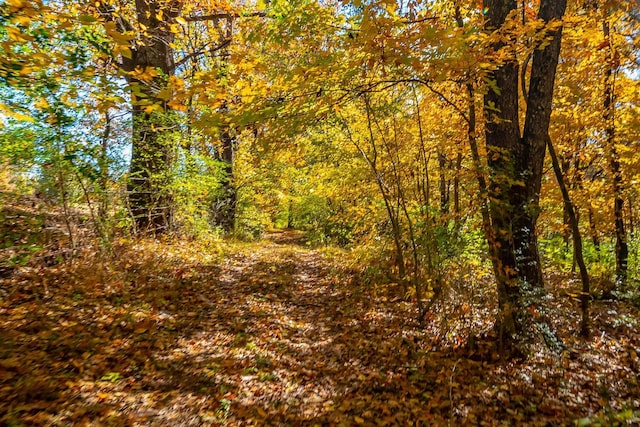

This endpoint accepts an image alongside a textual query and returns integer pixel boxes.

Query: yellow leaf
[6,27,31,42]
[175,16,187,26]
[168,99,187,112]
[0,104,34,122]
[6,0,25,7]
[13,15,30,26]
[118,46,133,60]
[156,88,172,101]
[354,416,365,424]
[35,98,50,109]
[143,104,162,114]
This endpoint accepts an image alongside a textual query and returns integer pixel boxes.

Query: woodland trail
[0,230,446,426]
[172,230,447,425]
[1,229,639,426]
[0,229,480,426]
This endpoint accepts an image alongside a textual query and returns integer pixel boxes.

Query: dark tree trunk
[547,135,590,338]
[574,156,601,254]
[561,157,571,248]
[602,19,628,287]
[118,0,182,234]
[438,152,449,215]
[453,150,462,228]
[209,20,238,233]
[98,110,111,224]
[628,198,635,237]
[483,0,524,338]
[211,126,237,232]
[287,198,294,229]
[483,0,567,350]
[517,0,566,287]
[588,206,601,254]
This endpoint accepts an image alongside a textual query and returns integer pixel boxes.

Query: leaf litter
[0,230,639,426]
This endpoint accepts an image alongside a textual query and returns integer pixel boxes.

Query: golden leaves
[128,65,159,82]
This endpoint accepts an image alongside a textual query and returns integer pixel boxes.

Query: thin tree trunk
[561,157,571,248]
[99,110,111,222]
[574,156,601,255]
[454,151,462,228]
[628,198,635,237]
[603,18,628,287]
[212,124,237,232]
[587,207,601,254]
[547,135,590,338]
[438,152,449,215]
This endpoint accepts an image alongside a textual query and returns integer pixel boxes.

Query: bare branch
[173,39,231,71]
[185,11,267,22]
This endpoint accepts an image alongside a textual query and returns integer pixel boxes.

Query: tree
[96,0,184,234]
[482,0,567,351]
[602,10,629,288]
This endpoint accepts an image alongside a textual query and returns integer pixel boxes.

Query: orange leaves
[128,65,159,82]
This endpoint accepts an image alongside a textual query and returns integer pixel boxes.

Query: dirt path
[1,232,442,426]
[169,232,437,425]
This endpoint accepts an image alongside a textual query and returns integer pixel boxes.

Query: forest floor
[1,197,640,426]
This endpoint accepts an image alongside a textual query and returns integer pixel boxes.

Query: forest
[0,0,639,425]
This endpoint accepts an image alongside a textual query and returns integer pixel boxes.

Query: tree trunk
[561,157,571,248]
[628,198,635,237]
[574,156,601,255]
[103,0,182,234]
[98,110,111,223]
[484,0,526,340]
[438,152,449,215]
[547,135,590,338]
[453,150,462,228]
[587,206,601,254]
[210,19,238,232]
[483,0,567,351]
[211,125,237,232]
[602,18,628,288]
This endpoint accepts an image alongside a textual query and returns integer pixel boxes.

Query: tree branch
[173,39,231,71]
[185,11,267,22]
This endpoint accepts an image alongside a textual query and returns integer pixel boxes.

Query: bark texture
[483,0,567,351]
[98,0,182,233]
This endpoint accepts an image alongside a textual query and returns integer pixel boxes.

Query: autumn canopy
[0,0,639,425]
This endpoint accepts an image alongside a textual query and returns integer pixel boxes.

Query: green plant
[99,372,121,382]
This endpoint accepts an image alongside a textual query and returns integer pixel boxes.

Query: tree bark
[211,125,237,232]
[453,150,462,228]
[210,19,238,232]
[112,0,182,234]
[483,0,567,350]
[547,135,590,338]
[98,1,250,234]
[438,152,449,215]
[602,18,628,288]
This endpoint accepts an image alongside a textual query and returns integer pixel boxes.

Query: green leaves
[99,372,121,382]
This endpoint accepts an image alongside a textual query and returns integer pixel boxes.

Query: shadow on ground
[1,231,639,426]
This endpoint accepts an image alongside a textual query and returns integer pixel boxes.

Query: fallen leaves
[0,231,639,425]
